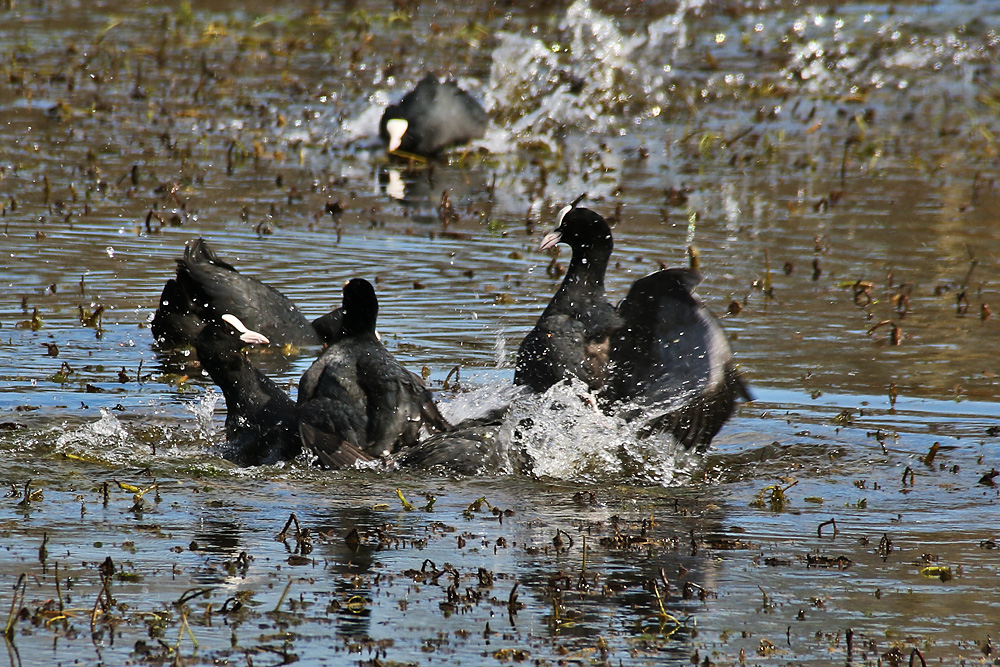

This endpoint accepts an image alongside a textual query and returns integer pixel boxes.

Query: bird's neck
[339,326,378,340]
[201,347,263,410]
[560,243,610,295]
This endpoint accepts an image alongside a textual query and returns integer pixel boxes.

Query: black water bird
[515,203,622,393]
[515,202,750,451]
[193,313,373,468]
[379,74,488,158]
[393,406,531,475]
[152,238,342,348]
[192,314,302,466]
[297,278,450,467]
[603,268,751,449]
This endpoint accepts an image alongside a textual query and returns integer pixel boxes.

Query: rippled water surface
[1,1,999,665]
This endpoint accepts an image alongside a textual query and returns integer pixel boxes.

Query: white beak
[386,118,408,152]
[222,314,270,345]
[539,230,562,251]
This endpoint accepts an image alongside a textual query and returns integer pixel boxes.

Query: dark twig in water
[817,518,838,539]
[878,533,893,561]
[443,365,461,390]
[4,574,26,639]
[722,125,755,147]
[867,319,901,345]
[273,578,294,613]
[276,513,302,542]
[175,587,217,606]
[507,582,521,621]
[552,529,573,552]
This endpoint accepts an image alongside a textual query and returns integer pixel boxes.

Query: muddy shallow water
[1,0,1000,665]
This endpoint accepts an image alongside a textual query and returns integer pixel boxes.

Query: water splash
[509,380,699,485]
[435,379,701,484]
[777,9,993,95]
[54,409,138,465]
[438,382,524,425]
[186,388,222,440]
[493,329,508,369]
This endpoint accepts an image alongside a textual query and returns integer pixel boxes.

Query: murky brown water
[2,1,999,665]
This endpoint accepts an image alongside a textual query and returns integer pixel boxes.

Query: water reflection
[378,162,493,221]
[309,505,389,640]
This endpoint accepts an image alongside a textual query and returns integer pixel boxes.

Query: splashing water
[438,382,524,425]
[54,409,138,465]
[507,380,700,485]
[186,388,221,440]
[493,330,508,369]
[644,0,707,57]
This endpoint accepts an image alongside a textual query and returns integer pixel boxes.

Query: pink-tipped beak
[239,331,270,345]
[222,314,270,345]
[539,230,562,251]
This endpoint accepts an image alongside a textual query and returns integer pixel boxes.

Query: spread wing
[604,268,750,450]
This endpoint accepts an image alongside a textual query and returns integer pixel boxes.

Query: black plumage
[393,407,530,475]
[152,238,341,348]
[515,205,621,393]
[603,268,751,450]
[188,280,448,469]
[516,203,750,451]
[192,314,301,466]
[297,278,450,466]
[379,74,488,157]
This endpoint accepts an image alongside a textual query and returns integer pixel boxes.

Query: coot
[152,238,342,348]
[193,314,302,466]
[297,278,450,466]
[603,268,751,450]
[379,74,488,157]
[516,202,750,450]
[193,313,374,468]
[515,203,622,393]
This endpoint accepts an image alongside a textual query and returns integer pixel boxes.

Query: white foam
[53,409,155,465]
[438,379,702,485]
[510,380,699,485]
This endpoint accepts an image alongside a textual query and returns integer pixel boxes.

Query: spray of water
[54,409,140,465]
[185,388,221,440]
[508,379,700,485]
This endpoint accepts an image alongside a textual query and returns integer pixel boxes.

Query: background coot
[379,74,488,157]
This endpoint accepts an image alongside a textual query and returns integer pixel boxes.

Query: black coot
[515,204,622,393]
[393,406,531,475]
[193,312,373,468]
[152,238,342,348]
[515,202,750,451]
[193,314,301,466]
[603,268,751,450]
[379,74,488,158]
[297,278,450,467]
